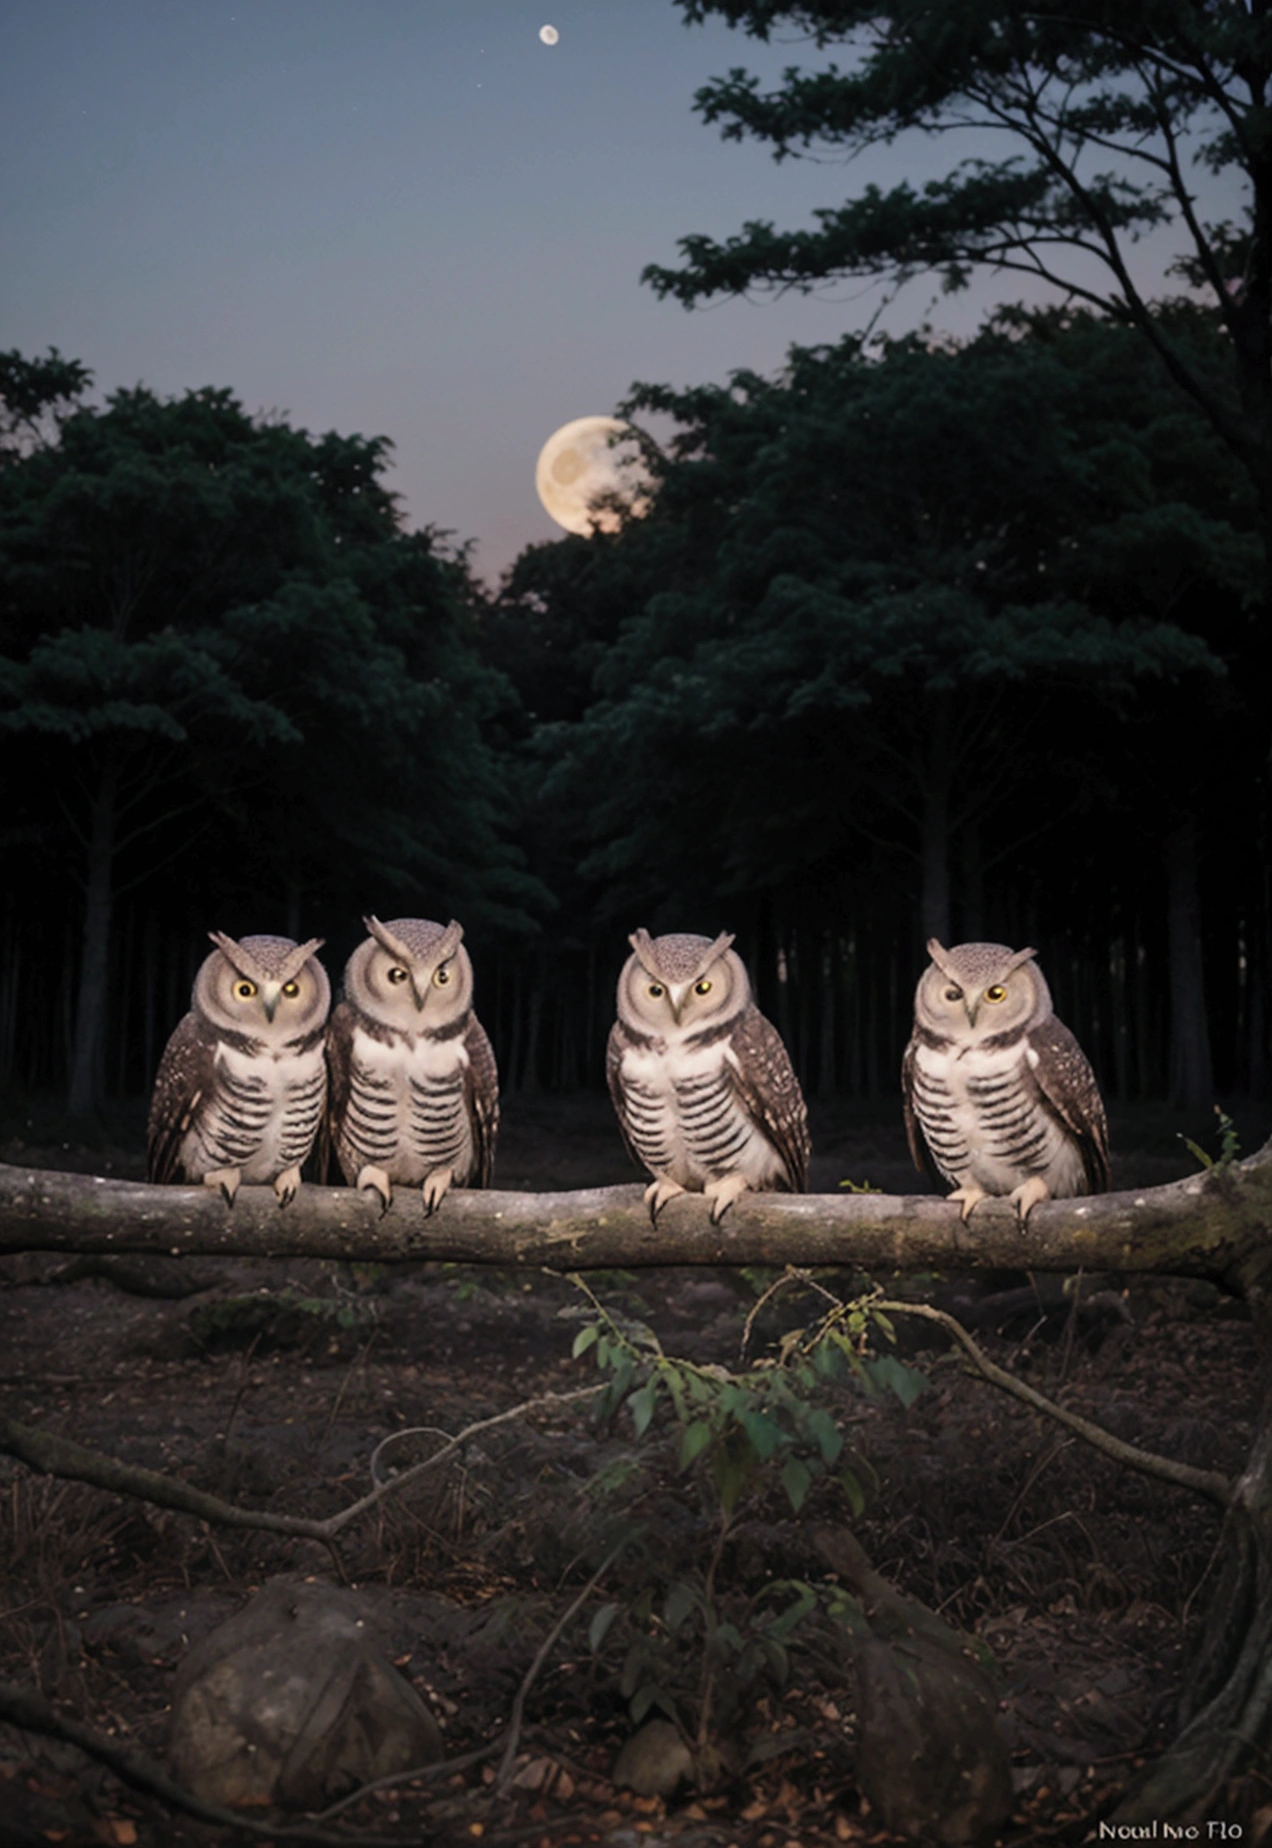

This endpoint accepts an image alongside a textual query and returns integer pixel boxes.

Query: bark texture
[1,1151,1270,1278]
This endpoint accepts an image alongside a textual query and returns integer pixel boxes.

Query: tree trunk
[1166,812,1214,1116]
[67,762,119,1122]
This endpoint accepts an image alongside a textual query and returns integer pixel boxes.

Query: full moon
[535,416,650,536]
[539,24,559,45]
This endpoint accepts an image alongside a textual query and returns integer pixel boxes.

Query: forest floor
[0,1092,1267,1848]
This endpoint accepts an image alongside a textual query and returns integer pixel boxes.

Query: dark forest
[0,301,1265,1131]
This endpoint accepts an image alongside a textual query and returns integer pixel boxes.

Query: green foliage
[0,347,92,457]
[569,1272,924,1521]
[526,310,1247,935]
[188,1287,377,1352]
[0,358,548,1108]
[652,1,1270,525]
[601,1570,812,1732]
[569,1269,926,1739]
[1179,1105,1242,1173]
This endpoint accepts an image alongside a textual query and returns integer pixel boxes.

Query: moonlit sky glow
[0,2,1229,584]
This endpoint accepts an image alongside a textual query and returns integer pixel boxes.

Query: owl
[324,915,498,1214]
[902,938,1110,1225]
[607,929,810,1225]
[147,932,330,1206]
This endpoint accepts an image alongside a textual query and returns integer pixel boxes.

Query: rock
[168,1580,443,1810]
[612,1718,695,1796]
[813,1526,1013,1846]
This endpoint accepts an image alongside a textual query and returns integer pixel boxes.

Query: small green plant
[570,1274,922,1520]
[1178,1105,1241,1173]
[189,1286,377,1350]
[569,1270,927,1754]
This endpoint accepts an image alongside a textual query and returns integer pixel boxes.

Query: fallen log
[1,1141,1270,1283]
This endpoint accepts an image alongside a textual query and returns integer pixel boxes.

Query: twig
[874,1298,1234,1506]
[333,1385,604,1535]
[0,1385,604,1550]
[495,1543,624,1792]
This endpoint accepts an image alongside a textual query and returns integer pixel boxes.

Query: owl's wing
[1027,1016,1112,1193]
[146,1012,216,1184]
[606,1021,644,1172]
[463,1014,500,1188]
[726,1005,811,1192]
[901,1035,942,1182]
[317,1002,356,1185]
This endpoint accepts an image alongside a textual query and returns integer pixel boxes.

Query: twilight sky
[0,1,1231,584]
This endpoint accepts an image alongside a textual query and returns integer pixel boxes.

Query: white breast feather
[186,1038,325,1183]
[347,1025,474,1183]
[914,1038,1085,1197]
[621,1031,783,1190]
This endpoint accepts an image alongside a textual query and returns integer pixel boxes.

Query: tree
[0,371,542,1118]
[648,0,1272,558]
[0,347,91,460]
[562,314,1237,910]
[513,308,1257,1101]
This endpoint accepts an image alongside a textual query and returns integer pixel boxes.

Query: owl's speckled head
[631,930,734,986]
[916,938,1051,1037]
[618,928,748,1034]
[196,931,330,1037]
[343,915,473,1030]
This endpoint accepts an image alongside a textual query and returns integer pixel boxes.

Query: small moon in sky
[539,24,559,45]
[535,417,650,536]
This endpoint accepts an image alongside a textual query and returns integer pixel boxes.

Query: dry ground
[0,1092,1266,1847]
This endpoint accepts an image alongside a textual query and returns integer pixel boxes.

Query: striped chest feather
[911,1034,1082,1195]
[188,1039,326,1183]
[338,1026,475,1184]
[617,1035,782,1190]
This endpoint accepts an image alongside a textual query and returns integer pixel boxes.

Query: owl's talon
[421,1168,455,1216]
[273,1166,302,1208]
[704,1174,750,1225]
[356,1165,393,1215]
[644,1178,685,1226]
[945,1184,988,1223]
[204,1168,241,1208]
[1009,1176,1050,1227]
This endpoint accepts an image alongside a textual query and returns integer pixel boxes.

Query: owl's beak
[964,998,979,1028]
[668,983,689,1024]
[411,977,428,1011]
[262,984,281,1023]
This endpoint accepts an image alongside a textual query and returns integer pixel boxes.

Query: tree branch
[0,1386,603,1547]
[874,1298,1234,1505]
[2,1147,1269,1284]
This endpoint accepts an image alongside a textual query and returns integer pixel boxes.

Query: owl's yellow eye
[694,979,712,996]
[648,983,665,999]
[985,984,1007,1004]
[944,985,963,1002]
[387,966,409,985]
[281,980,300,999]
[234,980,257,1000]
[433,965,451,987]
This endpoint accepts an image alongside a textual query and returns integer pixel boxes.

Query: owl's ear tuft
[436,920,465,964]
[704,931,736,966]
[276,938,325,985]
[628,928,659,977]
[926,939,961,984]
[1005,944,1038,975]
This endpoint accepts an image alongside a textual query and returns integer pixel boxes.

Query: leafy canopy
[648,2,1271,503]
